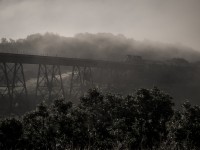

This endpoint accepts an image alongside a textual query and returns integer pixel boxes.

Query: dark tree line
[0,87,200,149]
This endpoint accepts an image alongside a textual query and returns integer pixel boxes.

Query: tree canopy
[0,87,200,149]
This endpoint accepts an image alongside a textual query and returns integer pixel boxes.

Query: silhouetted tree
[0,118,23,149]
[166,101,200,149]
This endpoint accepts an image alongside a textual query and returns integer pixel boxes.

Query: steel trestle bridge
[0,53,145,103]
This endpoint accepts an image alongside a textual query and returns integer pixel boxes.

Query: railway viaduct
[0,53,145,103]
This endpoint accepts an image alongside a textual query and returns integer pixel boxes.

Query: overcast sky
[0,0,200,50]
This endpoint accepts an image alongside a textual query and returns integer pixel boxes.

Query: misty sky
[0,0,200,50]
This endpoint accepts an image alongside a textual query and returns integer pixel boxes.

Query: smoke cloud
[1,33,200,62]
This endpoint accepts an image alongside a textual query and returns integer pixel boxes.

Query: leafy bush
[0,87,199,149]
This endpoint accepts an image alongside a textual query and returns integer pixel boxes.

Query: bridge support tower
[69,66,94,99]
[0,62,27,111]
[36,64,65,102]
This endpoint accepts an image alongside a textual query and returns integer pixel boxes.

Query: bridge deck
[0,53,143,70]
